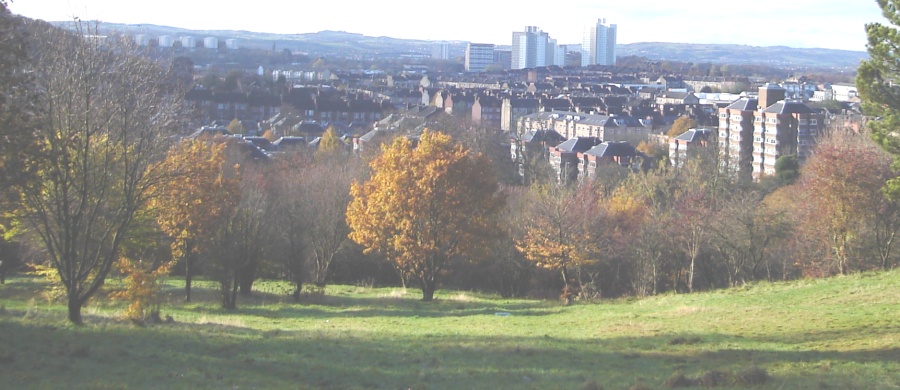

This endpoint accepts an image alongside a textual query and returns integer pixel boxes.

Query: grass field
[0,270,898,389]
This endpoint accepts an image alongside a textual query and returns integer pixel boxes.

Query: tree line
[3,3,900,325]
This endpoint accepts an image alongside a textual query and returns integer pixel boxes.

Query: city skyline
[8,0,887,52]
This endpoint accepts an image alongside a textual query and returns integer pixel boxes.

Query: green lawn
[0,271,898,389]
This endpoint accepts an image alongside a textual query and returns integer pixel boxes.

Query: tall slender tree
[858,0,900,198]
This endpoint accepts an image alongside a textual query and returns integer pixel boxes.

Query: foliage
[0,4,38,199]
[14,23,183,325]
[792,130,895,276]
[226,118,245,135]
[858,0,900,199]
[666,116,697,138]
[111,258,174,323]
[316,126,344,158]
[28,263,66,303]
[347,130,504,301]
[262,129,278,142]
[200,151,270,309]
[516,184,603,296]
[151,140,233,302]
[774,154,800,185]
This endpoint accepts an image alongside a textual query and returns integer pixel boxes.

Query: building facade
[431,42,450,60]
[718,84,824,180]
[512,26,560,70]
[465,43,495,73]
[582,18,617,66]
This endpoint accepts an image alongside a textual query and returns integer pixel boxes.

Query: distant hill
[617,42,866,70]
[52,22,866,69]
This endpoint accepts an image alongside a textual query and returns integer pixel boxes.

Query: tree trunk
[68,296,84,325]
[229,278,240,310]
[688,255,696,293]
[238,262,257,296]
[292,283,303,302]
[184,255,192,303]
[420,278,435,302]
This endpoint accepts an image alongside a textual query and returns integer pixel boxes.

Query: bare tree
[301,157,363,288]
[16,23,183,324]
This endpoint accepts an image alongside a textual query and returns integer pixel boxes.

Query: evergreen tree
[858,0,900,198]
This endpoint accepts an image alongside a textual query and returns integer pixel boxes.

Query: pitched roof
[583,141,638,157]
[520,129,565,144]
[726,98,758,111]
[762,100,815,115]
[675,128,713,142]
[555,136,602,153]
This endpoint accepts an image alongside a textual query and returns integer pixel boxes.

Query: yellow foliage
[666,116,697,138]
[262,129,278,142]
[346,130,503,299]
[515,185,601,287]
[150,140,239,262]
[28,264,66,303]
[316,127,343,158]
[112,258,174,322]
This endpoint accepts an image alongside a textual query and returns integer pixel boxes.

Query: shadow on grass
[0,317,896,389]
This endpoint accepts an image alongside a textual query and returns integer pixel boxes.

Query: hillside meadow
[0,271,898,389]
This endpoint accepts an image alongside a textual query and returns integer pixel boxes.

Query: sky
[6,0,889,52]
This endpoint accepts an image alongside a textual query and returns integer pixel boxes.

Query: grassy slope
[0,271,898,389]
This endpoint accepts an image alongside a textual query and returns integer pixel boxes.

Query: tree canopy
[346,130,504,301]
[858,0,900,198]
[15,23,183,324]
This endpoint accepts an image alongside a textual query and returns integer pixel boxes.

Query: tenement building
[718,84,823,181]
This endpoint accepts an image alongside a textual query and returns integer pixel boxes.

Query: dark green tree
[774,154,800,185]
[858,0,900,198]
[0,2,37,194]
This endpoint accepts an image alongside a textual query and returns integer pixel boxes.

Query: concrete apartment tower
[512,26,558,70]
[582,18,617,66]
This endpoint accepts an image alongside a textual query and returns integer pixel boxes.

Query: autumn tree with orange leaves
[347,130,504,301]
[516,183,604,302]
[150,140,237,302]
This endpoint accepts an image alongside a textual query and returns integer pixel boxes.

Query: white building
[204,37,219,49]
[157,35,174,48]
[180,36,195,49]
[134,34,150,47]
[831,83,858,102]
[582,18,617,66]
[512,26,561,70]
[225,39,240,50]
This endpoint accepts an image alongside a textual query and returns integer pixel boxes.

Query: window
[810,119,818,125]
[755,116,762,122]
[766,118,778,124]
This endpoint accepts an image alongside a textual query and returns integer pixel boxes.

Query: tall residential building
[512,26,560,70]
[465,43,495,73]
[718,84,823,180]
[582,18,617,66]
[431,42,450,60]
[204,37,219,49]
